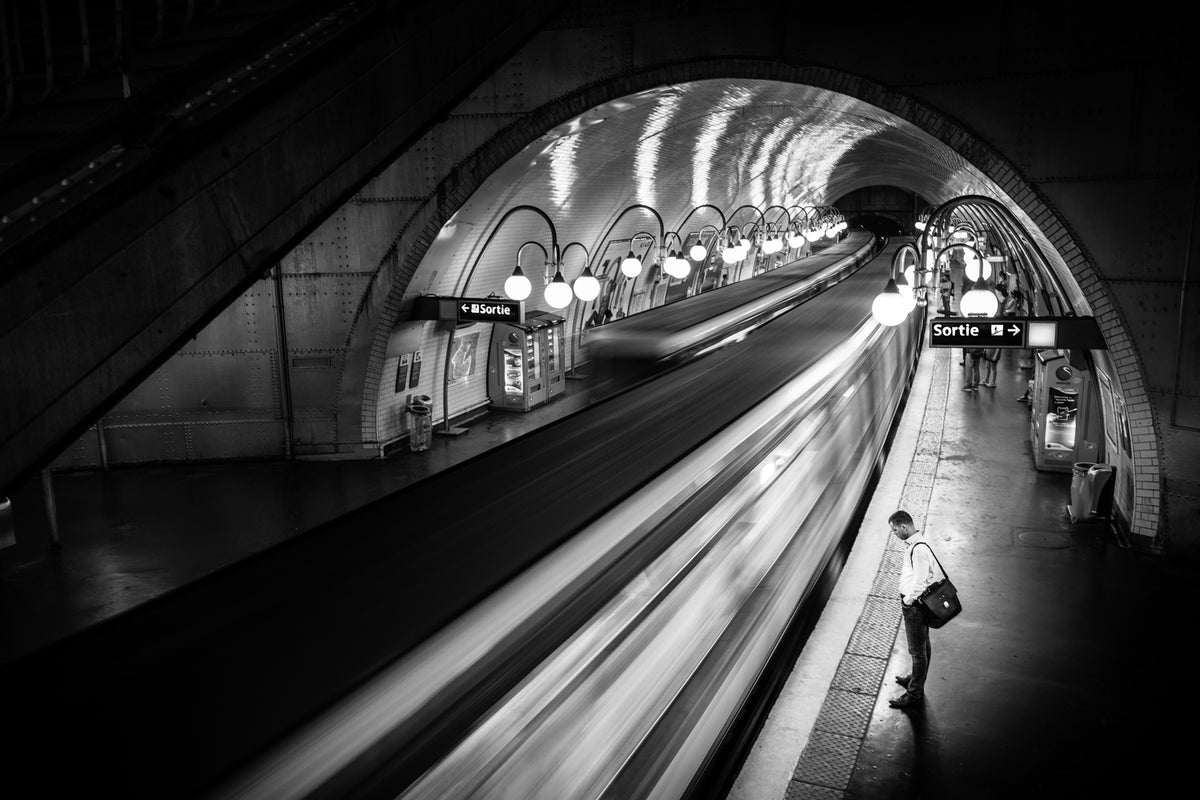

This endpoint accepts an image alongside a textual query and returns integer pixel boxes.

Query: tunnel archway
[347,59,1159,542]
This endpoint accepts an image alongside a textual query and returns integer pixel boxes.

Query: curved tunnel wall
[349,58,1166,546]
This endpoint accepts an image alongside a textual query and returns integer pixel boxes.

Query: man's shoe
[894,675,911,688]
[888,692,924,709]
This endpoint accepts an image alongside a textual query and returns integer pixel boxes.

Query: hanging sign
[457,299,521,323]
[928,317,1105,349]
[412,295,524,324]
[930,319,1027,347]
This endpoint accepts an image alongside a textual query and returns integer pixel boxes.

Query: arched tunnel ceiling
[418,78,1073,305]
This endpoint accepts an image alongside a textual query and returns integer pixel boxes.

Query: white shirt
[900,532,945,605]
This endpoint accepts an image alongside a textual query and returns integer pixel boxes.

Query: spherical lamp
[572,267,599,301]
[504,266,531,301]
[960,279,999,317]
[871,279,910,326]
[544,270,573,309]
[620,251,642,278]
[689,243,707,261]
[668,251,691,278]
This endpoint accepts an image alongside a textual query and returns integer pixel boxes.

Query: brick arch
[356,58,1161,542]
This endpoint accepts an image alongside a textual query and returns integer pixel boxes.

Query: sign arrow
[1008,325,1020,336]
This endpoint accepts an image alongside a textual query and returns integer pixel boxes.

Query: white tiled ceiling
[435,78,1022,304]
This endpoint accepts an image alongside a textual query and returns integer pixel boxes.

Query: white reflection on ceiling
[748,118,790,210]
[548,133,581,209]
[635,91,684,206]
[692,86,756,208]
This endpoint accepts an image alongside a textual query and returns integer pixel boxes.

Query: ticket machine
[488,311,566,411]
[1030,349,1102,472]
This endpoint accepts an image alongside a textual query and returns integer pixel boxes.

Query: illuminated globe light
[871,279,910,326]
[661,251,681,278]
[572,267,599,301]
[825,223,838,239]
[915,219,927,231]
[667,252,691,279]
[689,243,707,261]
[893,274,917,313]
[620,252,642,277]
[661,254,680,278]
[504,266,531,301]
[959,278,1000,317]
[787,230,804,248]
[721,242,740,264]
[963,249,990,281]
[804,226,821,243]
[544,270,573,309]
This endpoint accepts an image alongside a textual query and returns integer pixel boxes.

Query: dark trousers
[902,603,931,696]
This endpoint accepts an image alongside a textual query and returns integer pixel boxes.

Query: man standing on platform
[887,509,944,709]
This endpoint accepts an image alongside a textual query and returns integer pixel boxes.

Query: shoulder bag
[913,542,962,628]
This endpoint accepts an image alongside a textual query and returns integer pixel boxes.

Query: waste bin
[406,395,432,453]
[1068,462,1094,521]
[0,496,15,550]
[1083,463,1114,517]
[1069,462,1113,523]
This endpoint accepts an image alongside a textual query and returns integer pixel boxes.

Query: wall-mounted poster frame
[1097,368,1118,459]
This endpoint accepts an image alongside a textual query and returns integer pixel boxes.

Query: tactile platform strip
[790,730,861,790]
[813,688,876,738]
[916,430,944,454]
[830,652,889,696]
[906,456,938,476]
[869,550,903,596]
[784,779,845,800]
[846,596,900,658]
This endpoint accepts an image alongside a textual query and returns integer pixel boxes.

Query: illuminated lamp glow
[572,267,599,301]
[544,270,573,308]
[504,267,531,301]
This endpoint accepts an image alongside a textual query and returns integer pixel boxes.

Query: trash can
[406,396,432,453]
[0,496,15,550]
[1083,463,1114,518]
[1068,462,1094,521]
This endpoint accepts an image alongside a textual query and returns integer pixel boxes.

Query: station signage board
[412,295,525,324]
[457,299,521,323]
[928,317,1105,350]
[930,319,1027,347]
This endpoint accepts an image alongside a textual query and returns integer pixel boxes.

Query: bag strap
[910,541,950,581]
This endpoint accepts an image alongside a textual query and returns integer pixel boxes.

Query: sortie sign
[927,316,1105,350]
[457,299,521,323]
[930,318,1027,347]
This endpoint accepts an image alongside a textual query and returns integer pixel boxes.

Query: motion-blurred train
[209,235,927,799]
[0,234,927,800]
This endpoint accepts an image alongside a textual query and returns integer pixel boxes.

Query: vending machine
[488,311,566,412]
[1030,349,1102,472]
